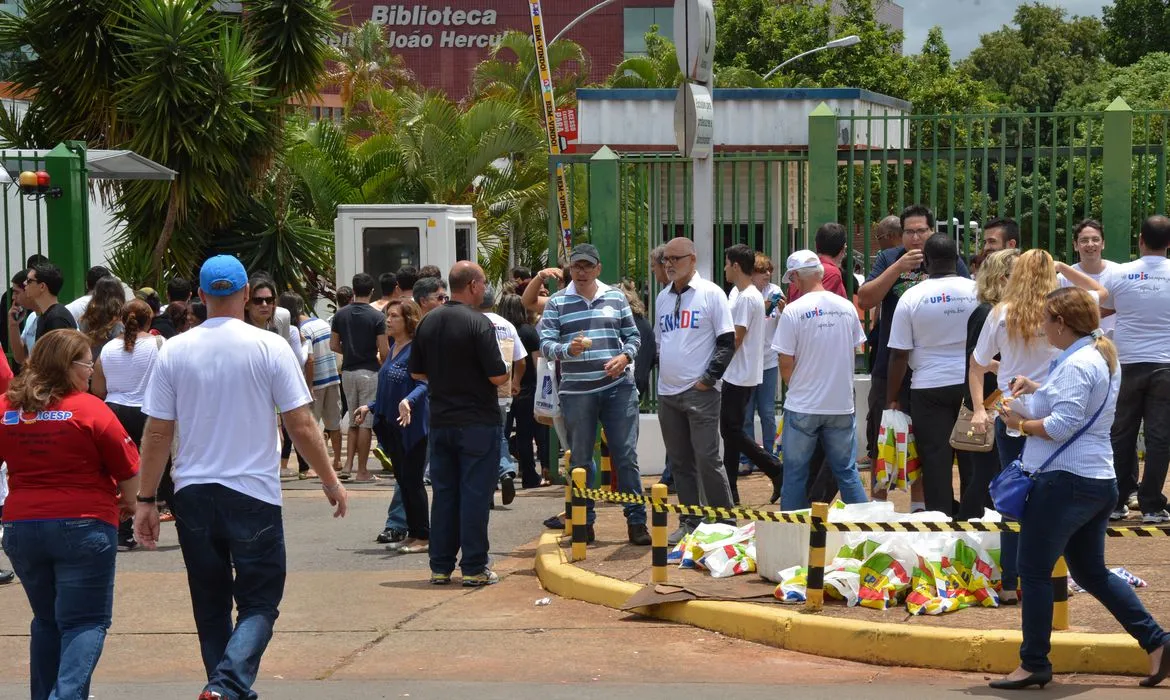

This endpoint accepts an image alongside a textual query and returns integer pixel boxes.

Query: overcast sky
[898,0,1106,59]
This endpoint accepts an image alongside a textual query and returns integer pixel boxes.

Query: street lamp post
[762,34,861,81]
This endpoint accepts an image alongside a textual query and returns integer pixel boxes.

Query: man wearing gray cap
[540,243,648,545]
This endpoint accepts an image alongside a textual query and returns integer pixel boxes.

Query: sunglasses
[663,254,693,265]
[72,360,94,370]
[251,297,274,306]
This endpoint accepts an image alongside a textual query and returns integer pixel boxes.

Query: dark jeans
[866,372,888,460]
[561,380,646,526]
[995,417,1025,591]
[108,401,146,543]
[1017,471,1169,672]
[429,424,501,576]
[908,383,965,515]
[384,427,429,540]
[720,381,782,503]
[2,518,117,700]
[1110,363,1170,514]
[510,391,548,488]
[172,484,286,700]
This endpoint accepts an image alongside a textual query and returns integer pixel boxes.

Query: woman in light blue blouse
[993,288,1169,689]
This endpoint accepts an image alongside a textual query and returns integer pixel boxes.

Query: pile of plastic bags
[667,522,757,578]
[873,409,921,492]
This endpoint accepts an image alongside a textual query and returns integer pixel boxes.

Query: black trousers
[720,382,782,503]
[509,392,548,488]
[956,448,1002,520]
[380,423,430,540]
[280,422,310,472]
[866,373,888,460]
[108,402,148,542]
[1110,363,1170,514]
[908,383,965,516]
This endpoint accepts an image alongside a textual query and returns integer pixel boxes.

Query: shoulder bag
[949,389,1003,453]
[989,390,1109,520]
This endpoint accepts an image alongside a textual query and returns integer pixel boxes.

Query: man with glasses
[858,205,969,508]
[331,273,390,483]
[24,262,77,346]
[410,261,510,586]
[655,237,736,545]
[413,276,448,314]
[539,243,648,546]
[874,215,903,252]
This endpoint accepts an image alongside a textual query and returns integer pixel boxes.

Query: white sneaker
[1141,510,1170,524]
[1110,506,1130,521]
[1128,492,1140,510]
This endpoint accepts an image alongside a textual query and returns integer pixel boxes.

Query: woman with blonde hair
[969,247,1107,603]
[0,329,139,700]
[992,288,1169,689]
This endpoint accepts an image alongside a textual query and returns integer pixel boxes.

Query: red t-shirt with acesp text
[0,391,139,527]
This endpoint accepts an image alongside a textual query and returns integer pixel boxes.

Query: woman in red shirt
[0,329,139,700]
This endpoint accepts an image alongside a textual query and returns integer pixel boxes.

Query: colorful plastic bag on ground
[856,540,916,610]
[668,523,757,577]
[701,542,757,578]
[905,537,999,615]
[773,561,862,605]
[874,410,920,492]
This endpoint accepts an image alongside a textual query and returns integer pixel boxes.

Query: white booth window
[455,225,473,262]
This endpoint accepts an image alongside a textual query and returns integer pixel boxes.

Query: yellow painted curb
[533,533,1148,675]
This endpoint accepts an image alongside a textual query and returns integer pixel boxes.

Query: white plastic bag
[534,358,560,423]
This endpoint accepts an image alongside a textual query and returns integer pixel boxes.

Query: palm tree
[327,20,415,114]
[607,28,682,88]
[470,30,591,108]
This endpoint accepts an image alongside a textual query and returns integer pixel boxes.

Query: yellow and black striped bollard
[651,483,668,583]
[1052,556,1069,630]
[562,451,573,538]
[599,432,612,492]
[571,468,587,561]
[805,502,830,612]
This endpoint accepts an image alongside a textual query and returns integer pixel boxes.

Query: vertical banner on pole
[529,0,572,262]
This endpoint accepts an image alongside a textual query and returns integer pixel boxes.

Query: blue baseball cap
[199,255,248,296]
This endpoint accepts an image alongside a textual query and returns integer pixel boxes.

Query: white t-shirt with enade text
[655,272,735,396]
[972,303,1058,393]
[887,276,979,390]
[1101,256,1170,365]
[1059,260,1117,335]
[772,290,865,415]
[143,317,312,506]
[724,284,766,387]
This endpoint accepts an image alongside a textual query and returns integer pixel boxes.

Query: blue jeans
[429,424,501,576]
[995,417,1025,592]
[172,484,286,700]
[499,403,516,479]
[384,486,406,532]
[742,366,779,460]
[2,518,116,700]
[1018,471,1169,672]
[560,379,646,526]
[780,410,868,511]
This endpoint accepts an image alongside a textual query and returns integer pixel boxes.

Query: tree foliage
[1102,0,1170,67]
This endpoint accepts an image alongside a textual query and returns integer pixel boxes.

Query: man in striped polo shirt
[539,243,649,546]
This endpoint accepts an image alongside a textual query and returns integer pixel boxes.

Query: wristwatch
[136,494,157,504]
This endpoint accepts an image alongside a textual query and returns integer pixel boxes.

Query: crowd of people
[3,204,1170,696]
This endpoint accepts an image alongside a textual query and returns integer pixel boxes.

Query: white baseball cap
[783,249,823,283]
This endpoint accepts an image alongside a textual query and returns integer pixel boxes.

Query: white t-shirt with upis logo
[887,276,979,390]
[655,272,735,397]
[772,290,865,415]
[1101,256,1170,365]
[724,284,766,387]
[143,317,312,506]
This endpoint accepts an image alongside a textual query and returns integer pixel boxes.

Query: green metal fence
[0,150,50,290]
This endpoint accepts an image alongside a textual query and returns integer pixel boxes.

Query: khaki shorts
[342,369,379,429]
[312,384,342,431]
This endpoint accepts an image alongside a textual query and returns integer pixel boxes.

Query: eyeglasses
[435,294,449,302]
[903,227,932,237]
[250,297,274,306]
[25,276,40,285]
[72,360,94,370]
[663,254,693,265]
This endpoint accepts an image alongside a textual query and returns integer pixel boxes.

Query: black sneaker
[500,474,516,506]
[118,538,138,552]
[586,524,596,544]
[376,528,407,545]
[0,569,14,585]
[627,523,651,546]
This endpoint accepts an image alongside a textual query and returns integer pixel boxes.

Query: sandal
[352,474,380,484]
[399,542,429,554]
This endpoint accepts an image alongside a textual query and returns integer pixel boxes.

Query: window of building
[623,7,674,57]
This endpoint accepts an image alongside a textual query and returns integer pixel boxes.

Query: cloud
[898,0,1104,59]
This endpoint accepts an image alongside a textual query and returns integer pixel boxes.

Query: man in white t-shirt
[133,255,348,700]
[886,233,979,515]
[773,249,869,511]
[655,237,736,545]
[720,244,783,504]
[1102,215,1170,524]
[480,289,527,506]
[1059,219,1118,336]
[739,252,784,477]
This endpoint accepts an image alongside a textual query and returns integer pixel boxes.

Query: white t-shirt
[65,294,92,322]
[887,276,979,390]
[100,335,163,407]
[142,317,311,506]
[972,303,1058,393]
[655,272,735,396]
[484,312,526,362]
[724,284,766,387]
[1059,260,1117,335]
[772,290,865,415]
[1101,256,1170,365]
[732,283,783,371]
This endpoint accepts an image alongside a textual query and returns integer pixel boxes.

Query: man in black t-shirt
[25,262,77,341]
[409,261,509,587]
[331,273,390,483]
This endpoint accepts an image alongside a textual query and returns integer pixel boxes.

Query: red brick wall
[330,0,675,99]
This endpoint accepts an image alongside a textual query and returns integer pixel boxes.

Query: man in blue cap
[134,254,348,700]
